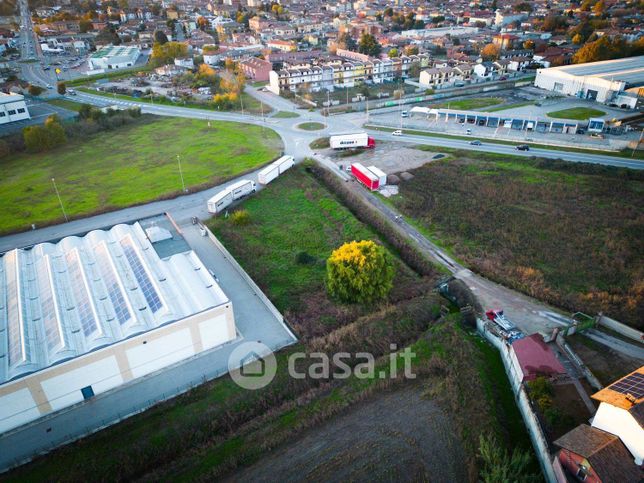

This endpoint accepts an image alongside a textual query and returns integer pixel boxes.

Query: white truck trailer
[258,155,295,185]
[207,179,256,214]
[367,166,387,186]
[329,132,376,149]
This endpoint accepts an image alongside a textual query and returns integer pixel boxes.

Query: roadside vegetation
[546,107,606,120]
[430,97,504,110]
[390,152,644,329]
[272,110,300,118]
[297,121,325,131]
[0,116,281,234]
[8,165,535,482]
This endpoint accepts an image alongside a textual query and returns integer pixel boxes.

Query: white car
[392,130,403,136]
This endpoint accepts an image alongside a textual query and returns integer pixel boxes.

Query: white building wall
[534,69,626,103]
[0,388,40,434]
[0,95,30,125]
[41,357,123,411]
[0,304,235,435]
[127,329,193,379]
[591,402,644,465]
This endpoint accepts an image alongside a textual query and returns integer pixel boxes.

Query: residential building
[239,57,272,81]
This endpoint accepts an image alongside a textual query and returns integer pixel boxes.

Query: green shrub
[295,251,316,265]
[230,209,251,225]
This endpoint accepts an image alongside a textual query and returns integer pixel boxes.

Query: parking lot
[369,92,639,151]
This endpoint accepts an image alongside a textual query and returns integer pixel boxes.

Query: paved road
[366,127,644,170]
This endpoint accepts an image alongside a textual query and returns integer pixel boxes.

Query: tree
[358,33,381,57]
[478,434,539,483]
[593,0,606,15]
[326,240,394,304]
[28,84,44,96]
[337,32,357,52]
[522,40,535,50]
[388,48,399,58]
[57,82,66,95]
[79,18,92,33]
[154,30,168,44]
[542,15,568,32]
[405,45,419,55]
[481,43,500,60]
[572,36,632,64]
[95,25,120,45]
[197,16,208,30]
[513,2,533,12]
[572,33,583,45]
[151,41,188,65]
[23,115,67,153]
[408,61,421,78]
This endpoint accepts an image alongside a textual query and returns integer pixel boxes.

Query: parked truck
[330,132,376,150]
[207,179,256,214]
[258,155,295,185]
[351,163,380,191]
[367,166,387,186]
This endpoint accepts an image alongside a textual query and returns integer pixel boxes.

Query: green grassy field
[547,107,606,120]
[431,97,504,110]
[77,87,267,115]
[6,167,534,482]
[0,117,282,234]
[208,167,431,338]
[297,122,325,131]
[389,154,644,328]
[272,110,300,118]
[45,98,84,112]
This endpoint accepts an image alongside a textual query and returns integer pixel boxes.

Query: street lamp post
[177,155,186,192]
[51,177,68,222]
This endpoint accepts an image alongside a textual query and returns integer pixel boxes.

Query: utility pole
[177,155,186,192]
[51,178,68,222]
[326,89,330,129]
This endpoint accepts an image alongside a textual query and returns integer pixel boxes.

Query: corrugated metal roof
[0,222,228,384]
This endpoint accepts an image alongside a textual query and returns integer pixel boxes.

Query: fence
[476,318,558,483]
[555,334,603,391]
[202,223,297,342]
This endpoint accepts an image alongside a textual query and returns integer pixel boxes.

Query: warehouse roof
[542,55,644,86]
[0,222,228,384]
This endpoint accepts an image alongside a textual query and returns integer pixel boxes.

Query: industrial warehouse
[0,221,237,435]
[534,55,644,108]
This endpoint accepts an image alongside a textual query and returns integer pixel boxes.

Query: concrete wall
[0,97,30,125]
[0,304,235,435]
[597,315,643,343]
[477,318,557,483]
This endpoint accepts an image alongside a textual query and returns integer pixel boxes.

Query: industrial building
[534,56,644,108]
[0,221,236,435]
[0,93,30,126]
[88,45,140,73]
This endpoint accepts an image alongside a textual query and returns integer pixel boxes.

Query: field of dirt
[226,385,467,483]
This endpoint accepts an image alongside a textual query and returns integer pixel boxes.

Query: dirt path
[226,386,467,483]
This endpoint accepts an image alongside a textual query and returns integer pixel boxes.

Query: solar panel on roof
[5,251,25,366]
[120,238,163,313]
[35,258,63,351]
[610,372,644,400]
[95,244,131,325]
[65,251,100,337]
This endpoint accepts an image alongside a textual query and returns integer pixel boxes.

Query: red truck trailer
[351,163,380,191]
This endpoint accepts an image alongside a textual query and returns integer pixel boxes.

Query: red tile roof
[512,333,566,381]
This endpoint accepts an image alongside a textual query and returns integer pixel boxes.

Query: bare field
[227,385,467,483]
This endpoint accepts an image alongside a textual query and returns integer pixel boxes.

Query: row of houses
[268,53,430,94]
[419,57,532,87]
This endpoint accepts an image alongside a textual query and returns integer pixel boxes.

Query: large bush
[326,240,394,304]
[23,116,67,152]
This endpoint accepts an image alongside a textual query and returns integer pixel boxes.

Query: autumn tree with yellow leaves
[326,240,394,304]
